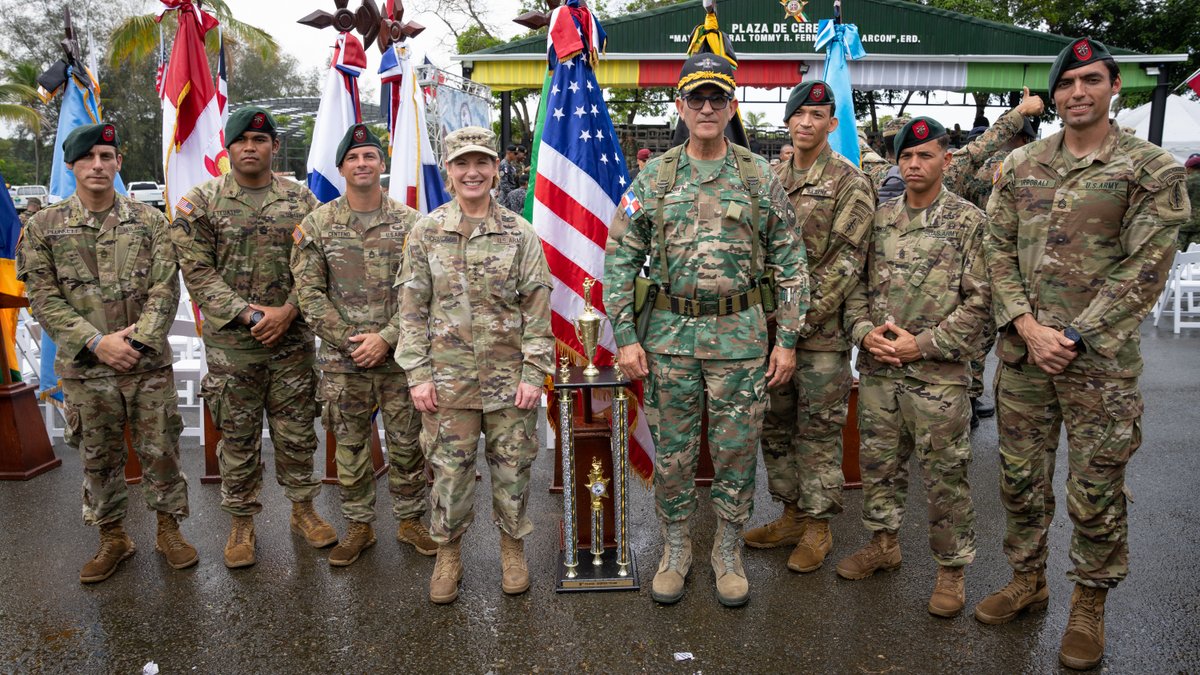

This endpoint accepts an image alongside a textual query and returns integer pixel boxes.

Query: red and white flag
[1184,67,1200,98]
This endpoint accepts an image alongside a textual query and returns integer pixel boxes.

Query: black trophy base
[555,549,639,592]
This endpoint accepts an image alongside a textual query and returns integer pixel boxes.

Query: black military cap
[677,53,737,96]
[1019,116,1039,140]
[893,117,947,156]
[336,124,385,167]
[225,106,277,148]
[62,123,119,164]
[783,80,834,123]
[1049,37,1116,93]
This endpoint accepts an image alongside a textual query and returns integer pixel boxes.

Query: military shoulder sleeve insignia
[292,224,310,247]
[992,160,1005,186]
[176,196,195,216]
[620,188,643,219]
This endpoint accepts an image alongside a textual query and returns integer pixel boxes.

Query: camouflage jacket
[290,194,420,374]
[170,174,318,351]
[846,187,991,386]
[18,194,179,379]
[1182,172,1200,246]
[773,144,875,352]
[964,151,1009,210]
[395,199,554,411]
[605,141,810,359]
[985,123,1190,378]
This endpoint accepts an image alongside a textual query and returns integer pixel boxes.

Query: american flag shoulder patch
[176,197,195,216]
[292,224,307,245]
[620,188,642,219]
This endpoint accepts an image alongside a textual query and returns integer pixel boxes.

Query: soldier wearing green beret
[169,105,337,569]
[746,80,875,577]
[837,116,991,619]
[290,124,435,566]
[18,123,198,582]
[977,38,1191,670]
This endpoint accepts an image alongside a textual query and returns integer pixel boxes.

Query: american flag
[531,0,655,480]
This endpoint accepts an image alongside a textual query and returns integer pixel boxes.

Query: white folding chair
[1169,250,1200,333]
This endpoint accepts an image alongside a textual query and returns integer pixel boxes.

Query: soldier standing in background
[18,197,41,226]
[290,124,436,567]
[170,106,336,569]
[1183,153,1200,248]
[19,123,197,582]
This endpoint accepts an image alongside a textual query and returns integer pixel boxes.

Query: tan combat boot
[155,512,198,570]
[224,515,256,568]
[711,519,749,607]
[650,521,692,604]
[499,531,530,595]
[397,517,437,556]
[290,500,338,548]
[787,518,832,573]
[328,522,376,567]
[80,522,136,583]
[430,539,464,604]
[835,530,902,580]
[744,503,807,549]
[974,570,1049,624]
[1059,585,1108,670]
[928,565,966,617]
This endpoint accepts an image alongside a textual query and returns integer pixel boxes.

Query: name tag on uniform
[327,227,356,238]
[380,231,405,239]
[493,234,520,244]
[1015,178,1055,188]
[924,230,958,240]
[46,227,83,236]
[801,187,831,198]
[429,234,459,244]
[116,224,143,234]
[1082,180,1126,191]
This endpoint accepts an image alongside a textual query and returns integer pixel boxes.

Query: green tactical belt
[654,286,762,317]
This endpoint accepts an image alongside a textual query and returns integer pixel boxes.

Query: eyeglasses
[684,93,732,111]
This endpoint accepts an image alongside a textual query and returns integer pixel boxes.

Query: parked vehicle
[127,181,166,209]
[11,185,49,211]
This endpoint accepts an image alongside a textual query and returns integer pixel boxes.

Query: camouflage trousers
[420,406,538,545]
[61,367,188,526]
[858,375,976,567]
[648,353,766,525]
[760,349,851,519]
[320,371,425,523]
[202,341,320,516]
[995,363,1142,588]
[968,327,998,399]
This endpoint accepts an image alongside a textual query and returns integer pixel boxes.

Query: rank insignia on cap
[696,57,720,69]
[913,120,929,140]
[811,84,825,102]
[102,125,115,142]
[251,113,265,129]
[1074,39,1092,61]
[292,224,306,245]
[354,126,366,142]
[175,197,195,216]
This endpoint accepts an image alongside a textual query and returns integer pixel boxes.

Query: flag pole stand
[0,293,61,480]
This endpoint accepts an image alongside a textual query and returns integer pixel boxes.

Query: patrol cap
[677,53,737,96]
[225,106,277,148]
[881,115,911,139]
[62,123,119,164]
[335,124,385,167]
[1049,37,1116,93]
[444,126,498,163]
[783,80,834,123]
[893,117,948,156]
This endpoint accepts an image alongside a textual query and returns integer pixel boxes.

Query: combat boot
[711,519,749,607]
[224,515,256,568]
[397,517,437,556]
[787,518,832,573]
[328,522,376,567]
[499,531,530,595]
[290,500,338,548]
[974,570,1049,624]
[80,522,136,584]
[928,565,966,617]
[744,503,806,549]
[1059,585,1108,670]
[429,539,464,604]
[650,521,692,604]
[155,512,198,570]
[835,530,901,580]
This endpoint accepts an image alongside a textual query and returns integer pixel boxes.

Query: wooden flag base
[0,382,61,480]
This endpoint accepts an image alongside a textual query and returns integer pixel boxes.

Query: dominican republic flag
[158,0,228,218]
[383,44,449,214]
[531,0,655,480]
[307,33,366,203]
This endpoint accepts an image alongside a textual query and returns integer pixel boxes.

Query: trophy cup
[584,458,609,566]
[574,278,603,378]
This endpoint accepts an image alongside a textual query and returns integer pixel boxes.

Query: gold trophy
[584,458,610,567]
[574,278,603,378]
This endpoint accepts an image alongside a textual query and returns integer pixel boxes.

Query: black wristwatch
[248,310,265,327]
[1064,326,1084,351]
[126,337,149,353]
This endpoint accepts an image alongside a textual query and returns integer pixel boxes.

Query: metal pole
[500,91,513,151]
[1148,65,1169,147]
[612,386,631,577]
[560,389,578,578]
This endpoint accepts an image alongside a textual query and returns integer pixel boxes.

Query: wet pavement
[2,321,1199,673]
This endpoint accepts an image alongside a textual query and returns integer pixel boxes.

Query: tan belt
[654,287,762,317]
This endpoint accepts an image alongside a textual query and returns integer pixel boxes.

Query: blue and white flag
[815,13,867,167]
[385,44,449,213]
[307,33,366,203]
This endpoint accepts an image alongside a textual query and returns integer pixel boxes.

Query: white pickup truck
[11,185,49,211]
[127,181,166,209]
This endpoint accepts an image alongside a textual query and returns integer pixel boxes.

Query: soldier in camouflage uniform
[290,124,435,567]
[170,106,336,569]
[976,39,1191,670]
[605,54,810,607]
[837,117,991,620]
[746,81,875,576]
[1183,154,1200,248]
[17,197,41,226]
[18,123,197,583]
[396,126,554,605]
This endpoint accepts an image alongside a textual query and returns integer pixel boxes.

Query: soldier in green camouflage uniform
[290,124,435,567]
[976,39,1191,670]
[170,107,336,569]
[17,197,41,226]
[1183,154,1200,248]
[605,54,810,608]
[396,126,554,604]
[747,81,875,576]
[18,123,197,583]
[837,117,991,620]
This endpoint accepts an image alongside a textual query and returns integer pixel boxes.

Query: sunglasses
[684,93,732,111]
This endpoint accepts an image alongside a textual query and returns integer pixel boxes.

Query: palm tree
[107,0,278,68]
[742,110,768,132]
[1,60,46,182]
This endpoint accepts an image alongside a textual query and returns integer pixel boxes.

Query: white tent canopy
[1115,94,1200,164]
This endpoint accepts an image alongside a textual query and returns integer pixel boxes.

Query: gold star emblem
[781,0,809,23]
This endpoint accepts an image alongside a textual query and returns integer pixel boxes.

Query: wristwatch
[248,310,265,327]
[1064,326,1084,351]
[126,338,149,353]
